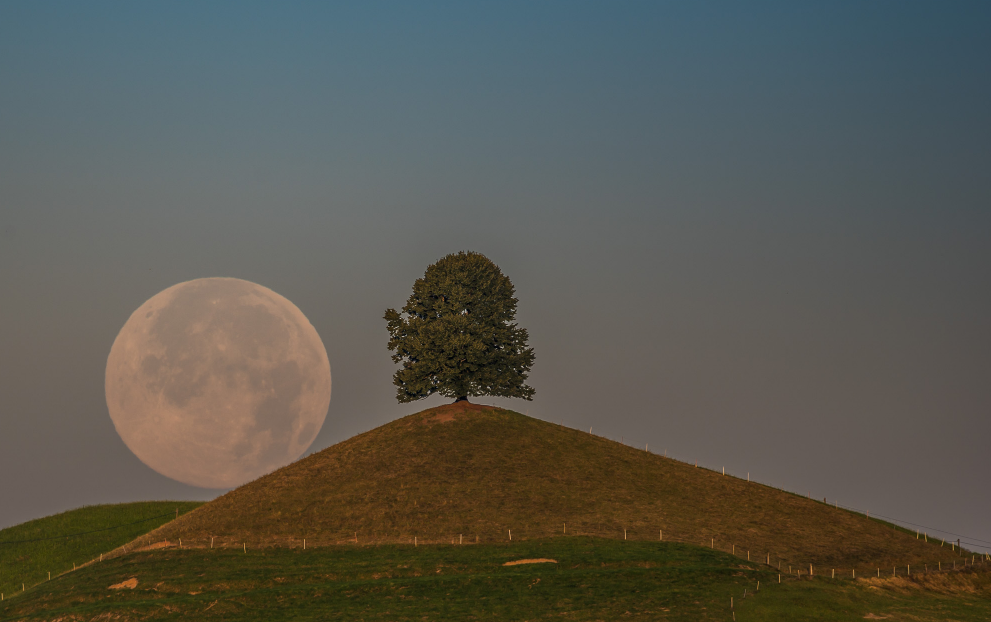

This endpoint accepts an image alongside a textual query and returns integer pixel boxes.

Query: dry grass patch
[125,405,972,573]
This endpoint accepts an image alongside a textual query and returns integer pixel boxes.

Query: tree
[384,251,535,403]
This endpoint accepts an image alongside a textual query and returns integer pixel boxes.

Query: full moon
[105,278,331,488]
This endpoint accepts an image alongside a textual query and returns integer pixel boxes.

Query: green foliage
[0,501,202,599]
[384,251,535,403]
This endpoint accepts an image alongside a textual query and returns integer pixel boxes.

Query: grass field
[0,502,203,600]
[1,537,988,621]
[745,566,991,621]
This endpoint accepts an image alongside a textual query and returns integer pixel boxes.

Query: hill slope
[0,501,202,598]
[134,404,966,572]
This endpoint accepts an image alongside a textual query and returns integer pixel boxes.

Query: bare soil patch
[421,402,495,425]
[108,578,138,590]
[504,558,558,566]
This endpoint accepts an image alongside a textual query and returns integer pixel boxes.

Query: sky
[1,2,989,552]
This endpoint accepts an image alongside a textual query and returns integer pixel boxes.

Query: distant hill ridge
[132,403,964,571]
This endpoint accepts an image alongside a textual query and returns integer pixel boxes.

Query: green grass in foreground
[2,537,760,621]
[2,537,989,621]
[0,501,202,599]
[744,566,991,621]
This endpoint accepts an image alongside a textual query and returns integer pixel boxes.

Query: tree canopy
[384,251,535,403]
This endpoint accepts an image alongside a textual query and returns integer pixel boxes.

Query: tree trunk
[454,396,469,403]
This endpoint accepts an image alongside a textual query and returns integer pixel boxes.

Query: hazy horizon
[1,2,989,553]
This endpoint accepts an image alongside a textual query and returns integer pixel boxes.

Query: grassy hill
[0,502,202,600]
[131,404,967,574]
[2,404,987,621]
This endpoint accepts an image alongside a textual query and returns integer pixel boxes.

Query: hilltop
[133,404,965,572]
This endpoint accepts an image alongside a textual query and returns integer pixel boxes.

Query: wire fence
[4,522,989,604]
